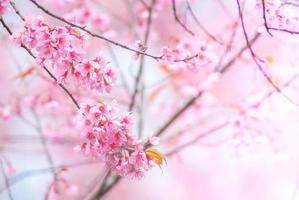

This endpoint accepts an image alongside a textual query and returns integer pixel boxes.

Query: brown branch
[91,1,157,199]
[139,0,150,9]
[129,0,156,111]
[244,73,299,111]
[218,32,261,73]
[282,1,299,8]
[30,110,57,182]
[261,0,273,36]
[151,32,261,142]
[26,0,162,60]
[153,90,204,138]
[186,1,224,45]
[85,30,263,199]
[166,73,299,156]
[28,107,56,200]
[90,175,121,200]
[171,0,195,35]
[215,20,239,71]
[0,159,14,200]
[10,1,25,21]
[166,121,229,156]
[0,18,81,110]
[0,160,99,195]
[268,27,299,35]
[235,0,299,107]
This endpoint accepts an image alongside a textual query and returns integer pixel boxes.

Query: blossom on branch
[75,101,162,178]
[11,17,116,92]
[256,0,299,28]
[160,41,216,73]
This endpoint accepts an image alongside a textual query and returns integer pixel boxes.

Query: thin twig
[268,27,299,35]
[0,18,81,110]
[0,159,14,200]
[91,1,157,199]
[0,160,99,194]
[186,0,224,45]
[166,121,229,156]
[218,32,261,73]
[153,90,204,138]
[261,0,273,36]
[235,0,299,107]
[9,1,25,21]
[129,0,156,111]
[215,20,239,71]
[151,31,261,144]
[90,175,121,200]
[27,0,162,60]
[171,0,195,35]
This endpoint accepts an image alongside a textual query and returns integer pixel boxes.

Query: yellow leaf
[145,148,165,168]
[160,64,173,74]
[265,55,274,64]
[73,28,81,37]
[14,67,34,80]
[96,99,105,105]
[148,86,163,104]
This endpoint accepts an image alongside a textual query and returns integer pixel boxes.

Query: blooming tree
[1,0,299,199]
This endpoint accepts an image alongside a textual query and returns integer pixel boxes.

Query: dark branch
[261,0,273,36]
[171,0,195,35]
[235,0,299,107]
[0,160,14,200]
[129,0,156,111]
[166,121,229,156]
[27,0,162,60]
[0,18,81,110]
[186,1,224,45]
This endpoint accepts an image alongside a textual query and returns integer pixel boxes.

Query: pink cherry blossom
[2,0,299,199]
[0,0,8,16]
[160,41,216,73]
[75,102,155,178]
[11,17,116,92]
[256,0,299,28]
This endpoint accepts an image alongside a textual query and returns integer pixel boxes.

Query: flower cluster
[256,0,299,28]
[160,41,216,73]
[75,102,159,178]
[0,0,9,16]
[11,17,116,92]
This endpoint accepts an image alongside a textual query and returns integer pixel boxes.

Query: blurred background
[1,0,299,199]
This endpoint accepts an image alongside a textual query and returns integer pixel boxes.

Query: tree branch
[261,0,273,36]
[235,0,299,107]
[186,0,224,45]
[129,0,156,111]
[166,121,229,156]
[0,159,14,200]
[27,0,162,60]
[171,0,195,35]
[0,18,81,110]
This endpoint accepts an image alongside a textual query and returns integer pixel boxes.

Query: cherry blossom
[0,0,8,16]
[160,41,216,73]
[1,0,299,199]
[256,0,299,28]
[75,102,157,178]
[11,17,116,92]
